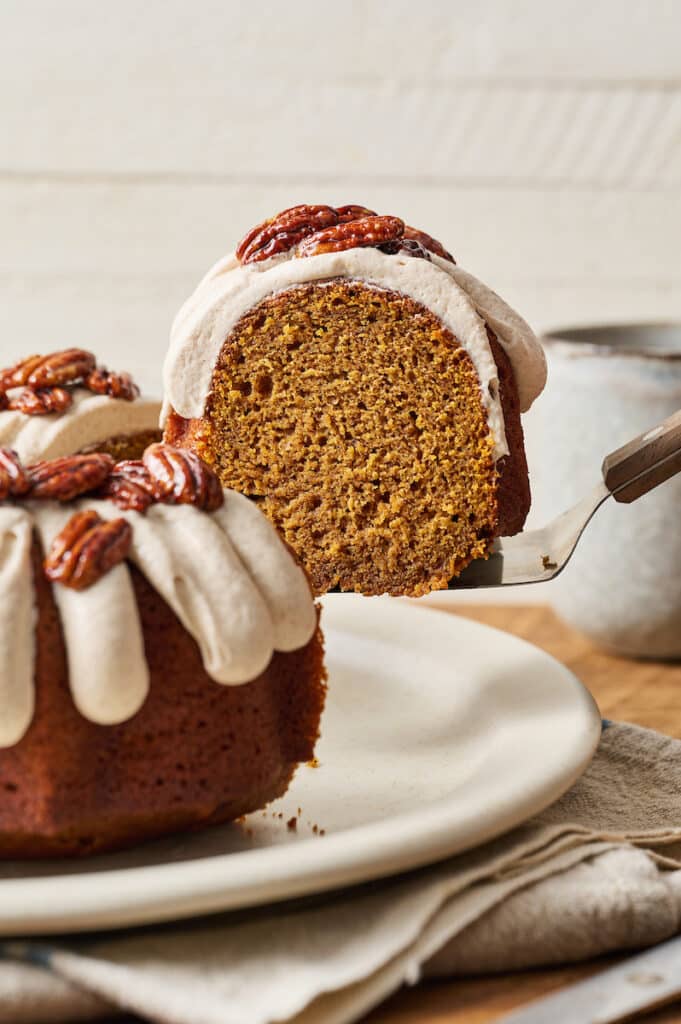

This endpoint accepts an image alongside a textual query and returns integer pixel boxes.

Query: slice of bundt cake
[0,443,325,857]
[163,204,547,597]
[0,348,161,463]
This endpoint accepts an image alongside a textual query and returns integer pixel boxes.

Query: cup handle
[602,408,681,503]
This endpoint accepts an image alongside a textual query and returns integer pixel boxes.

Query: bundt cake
[0,348,161,464]
[162,204,547,596]
[0,443,325,857]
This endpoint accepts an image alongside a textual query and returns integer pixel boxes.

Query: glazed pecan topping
[142,443,223,510]
[0,444,221,517]
[85,367,140,402]
[403,226,455,263]
[7,387,73,416]
[235,204,455,265]
[0,349,140,417]
[97,460,157,512]
[335,204,377,222]
[378,237,432,261]
[0,349,96,391]
[0,448,31,500]
[0,354,44,391]
[298,215,405,257]
[44,509,132,591]
[28,349,96,389]
[237,204,341,265]
[28,453,114,502]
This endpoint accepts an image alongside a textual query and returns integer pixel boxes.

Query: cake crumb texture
[176,281,501,596]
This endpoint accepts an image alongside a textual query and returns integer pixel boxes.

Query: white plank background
[1,0,680,602]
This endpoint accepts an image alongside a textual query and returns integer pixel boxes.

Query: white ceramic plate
[0,596,600,936]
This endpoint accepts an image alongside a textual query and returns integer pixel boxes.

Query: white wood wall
[2,0,679,393]
[1,1,680,605]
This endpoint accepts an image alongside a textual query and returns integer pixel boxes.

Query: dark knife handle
[602,408,681,503]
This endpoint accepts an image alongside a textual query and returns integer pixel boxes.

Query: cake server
[449,407,681,589]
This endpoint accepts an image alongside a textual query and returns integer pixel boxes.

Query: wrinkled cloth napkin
[2,722,681,1024]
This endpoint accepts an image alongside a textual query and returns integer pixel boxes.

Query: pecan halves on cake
[235,204,456,265]
[0,349,96,391]
[297,215,405,257]
[142,443,224,510]
[335,204,377,222]
[237,205,341,264]
[0,349,140,415]
[85,367,140,402]
[7,387,73,416]
[403,226,455,263]
[378,237,432,261]
[97,460,157,512]
[44,509,132,591]
[0,354,43,391]
[27,453,115,501]
[0,448,31,500]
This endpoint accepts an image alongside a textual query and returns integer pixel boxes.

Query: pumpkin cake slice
[162,204,547,596]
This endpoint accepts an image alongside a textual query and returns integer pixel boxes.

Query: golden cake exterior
[163,205,547,596]
[0,445,325,857]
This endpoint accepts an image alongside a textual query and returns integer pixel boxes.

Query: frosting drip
[0,388,162,465]
[0,508,35,746]
[163,247,546,460]
[32,502,150,726]
[0,490,317,748]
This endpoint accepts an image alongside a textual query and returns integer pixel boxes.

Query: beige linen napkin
[1,722,681,1024]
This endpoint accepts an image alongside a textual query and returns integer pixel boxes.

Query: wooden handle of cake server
[602,408,681,503]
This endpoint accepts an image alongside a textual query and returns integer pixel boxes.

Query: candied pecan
[44,509,132,591]
[28,453,114,502]
[0,392,7,411]
[85,367,140,402]
[237,205,340,264]
[235,204,455,265]
[142,443,223,510]
[0,350,96,392]
[378,237,432,261]
[335,204,377,222]
[26,349,96,388]
[97,460,157,512]
[0,354,44,392]
[403,226,455,263]
[0,448,31,500]
[8,387,73,416]
[298,215,405,257]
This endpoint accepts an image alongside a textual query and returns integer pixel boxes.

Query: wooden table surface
[364,604,681,1024]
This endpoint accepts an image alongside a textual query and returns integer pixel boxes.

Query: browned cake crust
[164,280,531,596]
[0,544,326,858]
[488,334,531,537]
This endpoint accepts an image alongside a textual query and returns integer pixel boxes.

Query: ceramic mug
[534,323,681,659]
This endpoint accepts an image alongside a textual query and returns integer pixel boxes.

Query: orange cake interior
[170,281,499,596]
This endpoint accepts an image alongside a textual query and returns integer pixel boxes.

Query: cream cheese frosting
[0,388,162,464]
[0,507,36,747]
[0,489,317,748]
[163,247,546,460]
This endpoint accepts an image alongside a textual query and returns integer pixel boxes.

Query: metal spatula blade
[448,407,681,590]
[450,481,610,589]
